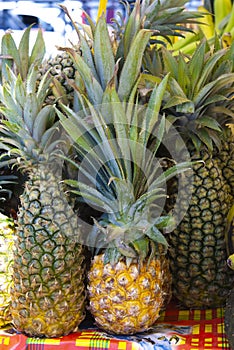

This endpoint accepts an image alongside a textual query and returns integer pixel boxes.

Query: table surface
[0,301,231,350]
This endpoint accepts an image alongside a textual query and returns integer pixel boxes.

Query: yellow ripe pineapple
[88,251,171,334]
[55,2,192,335]
[58,70,191,334]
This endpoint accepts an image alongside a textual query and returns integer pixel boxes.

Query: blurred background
[0,0,201,57]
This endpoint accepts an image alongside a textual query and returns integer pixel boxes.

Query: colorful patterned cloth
[0,302,230,349]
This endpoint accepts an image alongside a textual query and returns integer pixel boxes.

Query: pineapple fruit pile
[0,0,233,339]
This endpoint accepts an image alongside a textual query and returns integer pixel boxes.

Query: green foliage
[1,25,46,83]
[58,75,192,259]
[144,40,234,151]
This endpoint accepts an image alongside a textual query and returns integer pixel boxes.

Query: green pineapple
[154,40,234,308]
[0,29,86,337]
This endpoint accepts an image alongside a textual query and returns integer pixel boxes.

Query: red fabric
[0,302,230,349]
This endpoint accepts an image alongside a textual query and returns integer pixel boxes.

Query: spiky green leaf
[32,105,55,142]
[65,47,103,105]
[94,15,115,89]
[118,29,152,100]
[29,28,46,66]
[145,225,169,248]
[140,75,169,144]
[131,238,149,260]
[198,116,222,131]
[18,25,31,80]
[1,32,21,82]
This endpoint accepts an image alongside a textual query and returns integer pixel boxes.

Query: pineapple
[154,40,234,308]
[0,29,86,337]
[58,82,190,334]
[0,213,15,328]
[56,9,192,334]
[88,252,171,334]
[38,50,78,106]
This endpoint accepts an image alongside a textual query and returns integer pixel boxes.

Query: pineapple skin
[0,214,15,327]
[38,52,76,105]
[10,166,86,337]
[169,149,234,309]
[214,127,234,198]
[88,254,171,335]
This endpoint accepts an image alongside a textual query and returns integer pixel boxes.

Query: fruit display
[0,0,233,343]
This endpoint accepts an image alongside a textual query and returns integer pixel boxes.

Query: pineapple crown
[0,64,61,169]
[55,12,153,109]
[155,39,234,152]
[0,29,65,171]
[52,7,196,263]
[52,0,203,110]
[58,74,192,262]
[113,0,203,48]
[0,25,46,83]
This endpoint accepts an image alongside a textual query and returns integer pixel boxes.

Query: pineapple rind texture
[10,166,86,337]
[0,214,15,327]
[88,254,171,335]
[214,127,234,198]
[38,51,76,105]
[169,149,234,308]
